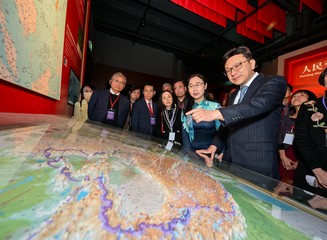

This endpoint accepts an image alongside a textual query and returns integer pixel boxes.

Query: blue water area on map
[35,160,45,163]
[77,190,89,201]
[61,187,72,197]
[238,184,296,211]
[0,176,34,193]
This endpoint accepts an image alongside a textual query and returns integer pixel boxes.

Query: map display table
[0,113,326,239]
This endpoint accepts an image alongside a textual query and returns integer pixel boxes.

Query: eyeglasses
[224,60,249,76]
[188,82,204,89]
[111,79,125,85]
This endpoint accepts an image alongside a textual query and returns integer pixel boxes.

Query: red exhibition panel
[285,47,327,98]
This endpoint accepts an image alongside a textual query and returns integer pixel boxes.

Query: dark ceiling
[91,0,327,84]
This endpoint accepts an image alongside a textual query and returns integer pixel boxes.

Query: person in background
[157,90,183,149]
[123,84,142,130]
[81,85,94,103]
[162,82,173,93]
[186,46,287,178]
[129,84,142,104]
[278,89,316,184]
[131,83,158,137]
[74,85,94,120]
[221,86,237,107]
[88,72,130,128]
[181,74,222,167]
[294,68,327,197]
[208,92,216,101]
[173,80,189,111]
[282,83,293,116]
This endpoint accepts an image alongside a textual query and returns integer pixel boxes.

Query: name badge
[169,132,175,141]
[107,110,115,120]
[283,132,294,145]
[150,117,156,125]
[165,141,173,151]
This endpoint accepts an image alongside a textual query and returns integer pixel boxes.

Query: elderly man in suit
[88,72,130,128]
[131,83,158,137]
[187,46,287,179]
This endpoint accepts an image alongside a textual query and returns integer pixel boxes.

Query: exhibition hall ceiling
[91,0,327,83]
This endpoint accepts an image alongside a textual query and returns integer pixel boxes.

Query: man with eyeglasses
[88,72,130,128]
[186,46,287,179]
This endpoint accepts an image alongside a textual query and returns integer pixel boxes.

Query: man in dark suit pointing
[187,46,287,178]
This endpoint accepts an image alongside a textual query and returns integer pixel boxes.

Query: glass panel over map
[0,113,326,239]
[0,1,67,100]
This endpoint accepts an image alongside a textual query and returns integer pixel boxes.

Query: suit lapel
[228,91,238,105]
[242,74,263,102]
[142,99,149,116]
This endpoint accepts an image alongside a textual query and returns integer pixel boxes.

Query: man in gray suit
[187,46,287,178]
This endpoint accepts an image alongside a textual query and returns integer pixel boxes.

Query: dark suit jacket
[293,96,327,197]
[219,74,287,178]
[294,96,327,171]
[156,106,183,145]
[88,90,130,128]
[131,98,158,136]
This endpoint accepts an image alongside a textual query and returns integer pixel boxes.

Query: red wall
[0,0,87,116]
[285,46,327,98]
[1,79,72,115]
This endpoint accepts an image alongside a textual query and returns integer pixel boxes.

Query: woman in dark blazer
[294,68,327,197]
[157,90,183,149]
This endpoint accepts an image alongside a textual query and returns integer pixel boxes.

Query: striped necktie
[237,86,248,103]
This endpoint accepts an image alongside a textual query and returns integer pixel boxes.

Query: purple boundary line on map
[96,176,237,238]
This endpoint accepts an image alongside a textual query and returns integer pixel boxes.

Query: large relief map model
[0,113,325,239]
[0,0,67,100]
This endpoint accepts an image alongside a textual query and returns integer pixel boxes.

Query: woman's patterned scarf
[182,99,221,142]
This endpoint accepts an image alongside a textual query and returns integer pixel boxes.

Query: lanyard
[290,124,295,133]
[161,108,177,133]
[109,93,120,109]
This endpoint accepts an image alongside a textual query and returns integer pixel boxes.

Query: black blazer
[294,96,327,171]
[156,106,183,145]
[88,90,130,128]
[219,74,287,178]
[131,98,158,136]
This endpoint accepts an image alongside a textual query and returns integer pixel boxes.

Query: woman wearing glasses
[181,74,222,167]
